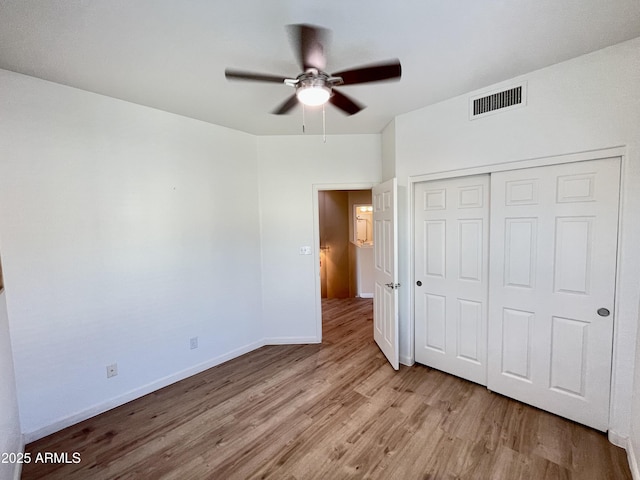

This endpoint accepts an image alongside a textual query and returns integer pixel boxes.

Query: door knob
[416,281,422,286]
[597,308,610,317]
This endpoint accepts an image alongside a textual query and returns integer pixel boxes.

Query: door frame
[312,182,377,342]
[408,146,627,433]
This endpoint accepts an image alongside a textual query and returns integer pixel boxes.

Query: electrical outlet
[299,246,312,255]
[190,337,198,350]
[106,363,118,378]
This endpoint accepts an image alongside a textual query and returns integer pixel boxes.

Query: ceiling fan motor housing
[294,70,344,106]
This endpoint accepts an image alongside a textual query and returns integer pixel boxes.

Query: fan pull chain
[322,104,326,143]
[302,104,306,133]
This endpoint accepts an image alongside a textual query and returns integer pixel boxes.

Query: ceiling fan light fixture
[296,83,331,106]
[225,25,402,116]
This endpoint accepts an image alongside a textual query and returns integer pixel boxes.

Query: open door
[373,178,399,370]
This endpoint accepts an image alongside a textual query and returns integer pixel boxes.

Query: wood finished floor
[23,298,631,479]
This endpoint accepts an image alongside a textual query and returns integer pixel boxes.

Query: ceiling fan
[225,24,402,116]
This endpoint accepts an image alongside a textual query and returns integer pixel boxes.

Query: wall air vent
[470,83,526,120]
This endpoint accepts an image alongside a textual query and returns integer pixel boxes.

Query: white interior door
[414,175,489,385]
[373,178,399,370]
[488,158,620,431]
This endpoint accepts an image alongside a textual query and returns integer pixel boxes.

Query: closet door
[488,158,620,431]
[414,175,489,385]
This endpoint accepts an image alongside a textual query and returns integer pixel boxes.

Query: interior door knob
[597,308,610,317]
[416,280,422,286]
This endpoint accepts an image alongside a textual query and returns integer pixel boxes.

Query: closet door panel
[414,175,489,385]
[487,157,620,432]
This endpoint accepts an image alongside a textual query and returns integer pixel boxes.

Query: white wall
[0,291,22,480]
[257,135,381,342]
[392,37,640,442]
[381,119,396,182]
[0,69,264,440]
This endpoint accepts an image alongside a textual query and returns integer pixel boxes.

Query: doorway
[318,189,373,299]
[313,184,376,343]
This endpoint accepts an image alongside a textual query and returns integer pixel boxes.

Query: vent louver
[470,84,525,119]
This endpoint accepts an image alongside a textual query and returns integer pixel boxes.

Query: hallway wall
[319,191,350,299]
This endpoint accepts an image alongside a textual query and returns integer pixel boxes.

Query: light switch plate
[299,246,312,255]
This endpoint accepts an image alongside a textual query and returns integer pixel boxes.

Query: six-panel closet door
[487,157,620,431]
[414,157,620,431]
[414,175,490,386]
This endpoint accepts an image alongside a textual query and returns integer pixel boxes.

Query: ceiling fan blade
[288,24,328,71]
[332,59,402,85]
[225,69,288,83]
[272,94,299,115]
[329,89,364,116]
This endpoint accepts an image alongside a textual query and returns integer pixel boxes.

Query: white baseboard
[264,336,320,345]
[23,339,265,443]
[23,336,324,442]
[609,430,638,480]
[627,436,640,480]
[400,355,414,367]
[609,429,628,449]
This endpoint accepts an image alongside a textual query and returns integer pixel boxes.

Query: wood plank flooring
[22,298,631,479]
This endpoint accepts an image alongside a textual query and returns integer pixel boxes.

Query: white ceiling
[1,1,639,136]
